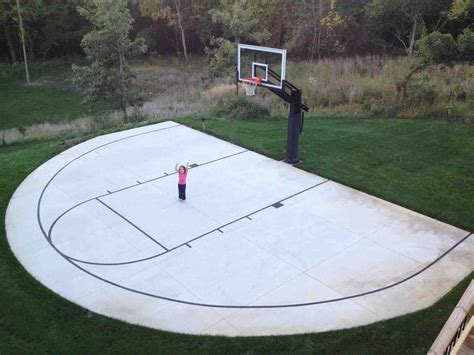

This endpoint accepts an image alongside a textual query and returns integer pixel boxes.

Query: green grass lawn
[178,116,474,232]
[0,79,111,130]
[1,117,473,353]
[0,61,112,130]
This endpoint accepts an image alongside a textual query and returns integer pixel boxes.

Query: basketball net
[241,77,262,96]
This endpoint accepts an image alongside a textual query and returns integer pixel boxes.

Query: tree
[139,0,192,61]
[416,31,458,63]
[36,0,89,60]
[285,0,325,59]
[320,0,350,55]
[0,0,18,63]
[396,30,471,102]
[72,0,147,119]
[1,0,87,63]
[15,0,33,83]
[207,0,271,79]
[0,0,40,80]
[366,0,435,55]
[286,0,370,59]
[448,0,474,19]
[457,29,474,62]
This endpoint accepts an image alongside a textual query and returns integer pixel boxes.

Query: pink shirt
[178,171,187,185]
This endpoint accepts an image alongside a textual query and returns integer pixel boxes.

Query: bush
[205,38,236,79]
[457,29,474,62]
[416,32,458,64]
[211,95,271,121]
[406,74,438,106]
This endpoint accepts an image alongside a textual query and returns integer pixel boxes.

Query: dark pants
[178,184,186,200]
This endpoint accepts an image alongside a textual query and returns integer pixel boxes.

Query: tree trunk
[396,62,430,103]
[43,44,51,60]
[310,0,317,61]
[118,49,128,120]
[121,104,128,119]
[408,17,418,56]
[318,0,323,60]
[395,31,409,54]
[4,25,17,63]
[27,31,37,59]
[15,0,30,84]
[175,0,188,62]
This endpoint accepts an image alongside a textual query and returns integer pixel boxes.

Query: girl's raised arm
[175,162,179,172]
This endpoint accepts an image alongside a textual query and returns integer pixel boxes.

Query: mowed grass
[0,79,111,130]
[178,116,474,231]
[1,117,473,353]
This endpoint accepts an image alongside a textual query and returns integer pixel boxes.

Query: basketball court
[6,121,473,336]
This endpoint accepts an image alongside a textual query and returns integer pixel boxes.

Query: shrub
[406,74,438,106]
[205,38,236,79]
[211,95,271,121]
[416,32,458,64]
[457,29,474,62]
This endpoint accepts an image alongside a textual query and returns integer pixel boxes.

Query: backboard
[237,44,286,90]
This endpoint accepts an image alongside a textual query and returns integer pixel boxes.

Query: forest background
[0,0,473,139]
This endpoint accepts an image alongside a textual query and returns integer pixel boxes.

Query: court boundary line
[33,122,473,309]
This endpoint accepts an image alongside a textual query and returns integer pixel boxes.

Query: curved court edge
[34,123,473,309]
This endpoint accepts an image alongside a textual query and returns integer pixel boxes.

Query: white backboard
[237,44,287,90]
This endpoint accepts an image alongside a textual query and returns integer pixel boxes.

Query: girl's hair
[179,165,187,173]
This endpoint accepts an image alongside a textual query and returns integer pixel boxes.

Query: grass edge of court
[0,118,473,353]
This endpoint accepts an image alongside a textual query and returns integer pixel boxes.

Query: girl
[175,161,189,201]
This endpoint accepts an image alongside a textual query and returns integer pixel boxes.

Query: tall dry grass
[2,55,472,145]
[0,111,146,145]
[133,55,473,121]
[286,56,473,119]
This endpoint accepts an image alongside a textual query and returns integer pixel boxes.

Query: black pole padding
[236,69,239,95]
[284,90,303,164]
[300,111,305,134]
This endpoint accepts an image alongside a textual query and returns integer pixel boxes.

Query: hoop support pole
[236,69,239,95]
[284,89,303,164]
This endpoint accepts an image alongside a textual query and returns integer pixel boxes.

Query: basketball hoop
[241,77,262,96]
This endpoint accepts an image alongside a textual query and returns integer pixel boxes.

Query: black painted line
[246,180,329,220]
[38,124,180,245]
[279,180,329,204]
[35,123,474,309]
[186,243,192,248]
[189,163,199,168]
[136,181,142,184]
[45,148,252,266]
[273,202,284,208]
[63,232,473,309]
[142,150,248,185]
[96,198,169,252]
[46,197,99,243]
[246,216,252,220]
[107,190,112,194]
[64,180,331,266]
[103,150,248,197]
[67,250,169,265]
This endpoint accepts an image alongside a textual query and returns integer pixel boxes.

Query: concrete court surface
[6,121,473,336]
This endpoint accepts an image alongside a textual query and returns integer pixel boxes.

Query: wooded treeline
[1,0,472,63]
